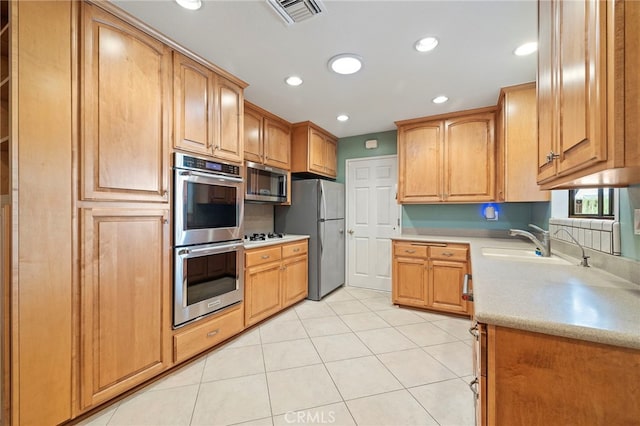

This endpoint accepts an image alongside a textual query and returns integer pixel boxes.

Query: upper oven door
[174,168,244,246]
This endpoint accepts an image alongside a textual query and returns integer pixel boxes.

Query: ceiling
[112,0,538,139]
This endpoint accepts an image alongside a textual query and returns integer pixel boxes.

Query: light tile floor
[78,286,475,426]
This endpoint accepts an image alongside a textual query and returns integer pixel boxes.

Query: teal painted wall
[618,185,640,260]
[337,130,398,183]
[337,129,550,232]
[402,203,548,231]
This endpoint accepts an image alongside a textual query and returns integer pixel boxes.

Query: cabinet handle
[546,151,560,164]
[404,249,416,254]
[293,248,300,252]
[261,255,270,259]
[468,377,479,398]
[469,323,479,339]
[441,252,454,257]
[207,329,220,338]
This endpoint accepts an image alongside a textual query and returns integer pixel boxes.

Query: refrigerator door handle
[320,182,327,221]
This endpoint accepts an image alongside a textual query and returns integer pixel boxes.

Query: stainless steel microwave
[245,161,288,203]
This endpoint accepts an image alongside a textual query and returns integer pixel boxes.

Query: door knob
[347,229,354,235]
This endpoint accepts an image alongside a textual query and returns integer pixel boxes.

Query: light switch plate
[635,209,640,235]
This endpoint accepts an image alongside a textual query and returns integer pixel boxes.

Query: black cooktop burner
[246,232,285,241]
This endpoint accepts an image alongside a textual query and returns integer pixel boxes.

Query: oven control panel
[176,153,241,177]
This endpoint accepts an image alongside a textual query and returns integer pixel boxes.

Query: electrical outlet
[635,209,640,235]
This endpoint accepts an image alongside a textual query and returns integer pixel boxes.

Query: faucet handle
[528,224,547,234]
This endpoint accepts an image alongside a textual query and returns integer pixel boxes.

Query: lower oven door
[174,241,244,328]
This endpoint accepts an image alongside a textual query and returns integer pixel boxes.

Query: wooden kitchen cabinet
[471,323,640,425]
[215,76,244,163]
[396,108,496,203]
[81,3,171,202]
[496,83,549,202]
[291,121,338,178]
[392,240,471,316]
[173,302,244,363]
[537,0,640,188]
[244,240,308,327]
[80,208,171,409]
[174,51,245,164]
[244,101,291,170]
[174,52,214,156]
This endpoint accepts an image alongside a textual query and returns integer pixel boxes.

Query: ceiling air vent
[267,0,325,25]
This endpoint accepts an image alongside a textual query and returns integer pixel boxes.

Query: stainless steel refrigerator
[275,179,345,301]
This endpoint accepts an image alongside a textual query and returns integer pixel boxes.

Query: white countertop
[244,234,309,249]
[394,234,640,350]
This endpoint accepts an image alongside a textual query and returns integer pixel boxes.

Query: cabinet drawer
[394,242,428,258]
[282,241,307,258]
[430,245,468,261]
[174,303,244,363]
[246,246,282,267]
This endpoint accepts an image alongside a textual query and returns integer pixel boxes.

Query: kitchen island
[393,234,640,426]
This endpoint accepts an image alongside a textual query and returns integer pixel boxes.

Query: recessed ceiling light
[514,42,537,56]
[432,95,448,104]
[337,114,349,122]
[285,76,303,86]
[175,0,202,10]
[415,37,439,52]
[328,54,363,75]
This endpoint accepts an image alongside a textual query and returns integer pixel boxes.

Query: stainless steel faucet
[554,228,590,267]
[509,224,550,257]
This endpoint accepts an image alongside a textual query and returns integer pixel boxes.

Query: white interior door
[346,155,400,291]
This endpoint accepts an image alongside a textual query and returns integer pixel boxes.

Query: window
[569,188,614,219]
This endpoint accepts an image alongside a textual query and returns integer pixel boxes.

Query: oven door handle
[179,242,242,257]
[179,170,243,183]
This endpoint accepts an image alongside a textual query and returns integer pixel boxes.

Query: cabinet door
[428,259,468,314]
[244,106,263,163]
[392,256,427,307]
[444,113,495,202]
[80,208,170,409]
[309,129,326,174]
[244,262,282,326]
[214,76,243,164]
[174,52,214,156]
[537,0,557,182]
[264,117,291,170]
[500,85,549,202]
[324,137,337,178]
[81,4,170,202]
[555,0,607,176]
[281,255,308,308]
[398,121,442,203]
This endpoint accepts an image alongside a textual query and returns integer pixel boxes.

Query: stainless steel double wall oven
[173,153,244,327]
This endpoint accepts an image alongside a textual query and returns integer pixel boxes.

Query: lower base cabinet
[392,240,471,316]
[173,302,245,363]
[245,240,308,327]
[80,208,171,409]
[471,323,640,425]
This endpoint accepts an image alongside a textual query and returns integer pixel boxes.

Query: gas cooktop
[245,233,285,242]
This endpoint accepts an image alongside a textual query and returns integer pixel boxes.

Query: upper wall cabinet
[174,52,244,164]
[81,3,171,202]
[496,83,549,202]
[537,0,640,189]
[244,101,291,170]
[291,121,337,179]
[397,108,496,203]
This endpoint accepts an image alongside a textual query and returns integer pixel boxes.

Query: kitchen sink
[481,247,573,265]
